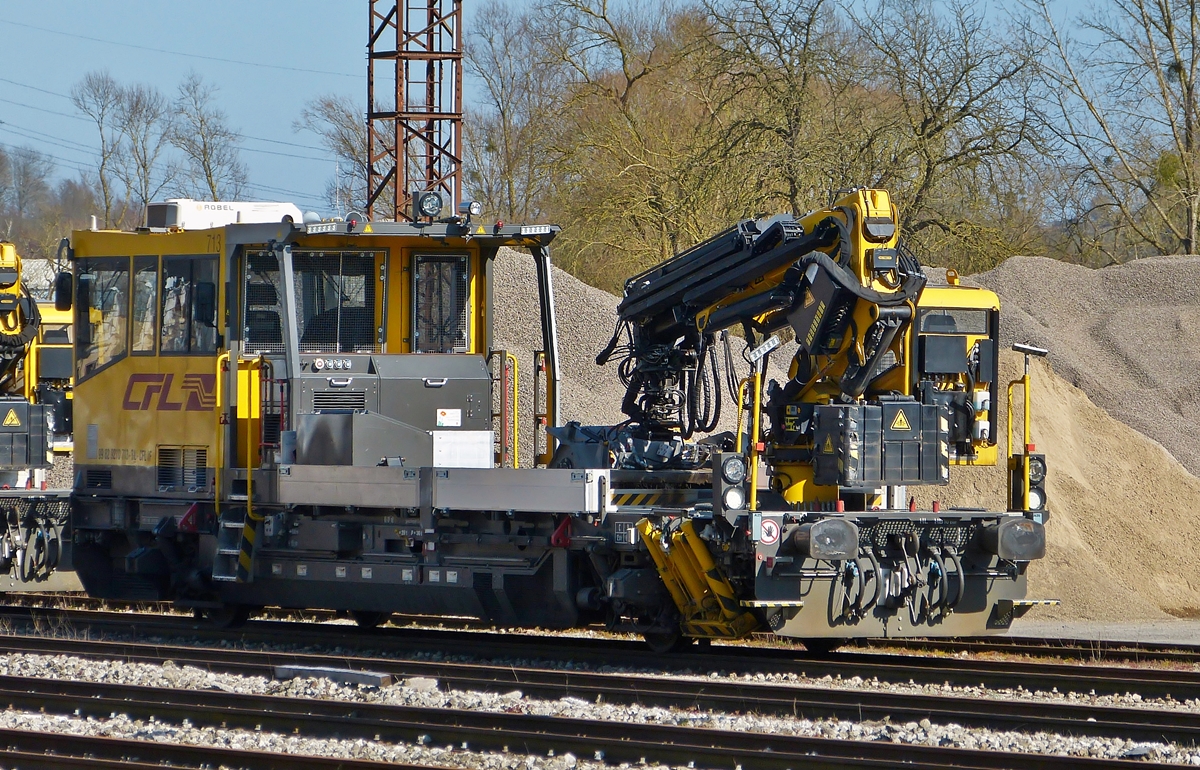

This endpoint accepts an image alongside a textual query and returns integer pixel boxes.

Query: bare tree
[1030,0,1200,261]
[171,72,247,200]
[531,0,759,286]
[116,83,177,218]
[856,0,1043,242]
[7,147,53,223]
[71,70,125,227]
[465,0,569,222]
[701,0,851,214]
[295,94,369,214]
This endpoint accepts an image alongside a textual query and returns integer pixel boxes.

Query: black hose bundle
[0,291,40,352]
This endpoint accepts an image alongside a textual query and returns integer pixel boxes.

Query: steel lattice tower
[367,0,463,222]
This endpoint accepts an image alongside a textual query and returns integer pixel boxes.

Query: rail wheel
[350,610,391,629]
[643,629,694,654]
[801,638,847,654]
[203,604,250,629]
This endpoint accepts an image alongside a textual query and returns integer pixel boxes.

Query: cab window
[292,250,380,353]
[131,256,158,354]
[413,254,469,353]
[161,255,218,354]
[244,249,284,355]
[76,257,129,380]
[918,308,989,335]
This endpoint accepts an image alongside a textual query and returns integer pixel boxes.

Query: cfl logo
[122,373,216,412]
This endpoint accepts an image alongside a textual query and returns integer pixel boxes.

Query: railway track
[16,604,1200,695]
[874,636,1200,665]
[9,594,1200,666]
[0,670,1183,770]
[0,726,443,769]
[0,612,1198,752]
[7,606,1197,701]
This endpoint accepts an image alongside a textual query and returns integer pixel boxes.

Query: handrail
[245,355,266,522]
[534,351,551,465]
[1006,369,1031,511]
[749,365,763,513]
[488,351,520,467]
[734,377,752,454]
[214,352,230,516]
[506,352,519,467]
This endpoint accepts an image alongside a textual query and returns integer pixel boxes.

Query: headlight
[722,486,747,511]
[1027,486,1046,511]
[721,455,747,484]
[418,191,444,218]
[459,200,483,217]
[1027,457,1046,485]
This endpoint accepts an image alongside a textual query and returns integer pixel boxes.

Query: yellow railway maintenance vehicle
[59,190,1048,646]
[0,242,77,591]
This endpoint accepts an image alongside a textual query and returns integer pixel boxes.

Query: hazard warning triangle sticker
[2,409,20,427]
[890,410,912,431]
[822,435,834,453]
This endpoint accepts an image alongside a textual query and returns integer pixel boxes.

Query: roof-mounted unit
[145,199,304,230]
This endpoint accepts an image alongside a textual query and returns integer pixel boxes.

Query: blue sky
[0,1,484,214]
[0,1,1085,216]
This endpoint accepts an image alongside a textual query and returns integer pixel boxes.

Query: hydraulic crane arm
[598,189,926,434]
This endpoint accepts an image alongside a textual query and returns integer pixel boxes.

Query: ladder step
[216,548,241,556]
[220,521,245,530]
[227,494,249,501]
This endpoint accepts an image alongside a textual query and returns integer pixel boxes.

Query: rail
[0,624,1191,768]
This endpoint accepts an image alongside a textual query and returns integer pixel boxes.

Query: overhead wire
[0,73,338,205]
[0,76,330,153]
[0,19,359,79]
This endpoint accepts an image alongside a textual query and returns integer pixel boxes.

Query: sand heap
[917,352,1200,621]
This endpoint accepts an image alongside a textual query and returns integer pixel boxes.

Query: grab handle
[423,378,448,388]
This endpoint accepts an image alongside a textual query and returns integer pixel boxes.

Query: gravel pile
[970,256,1200,477]
[46,453,72,489]
[1,649,1196,764]
[491,248,788,463]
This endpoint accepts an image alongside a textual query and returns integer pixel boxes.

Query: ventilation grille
[312,391,366,411]
[262,417,282,448]
[157,446,208,491]
[85,469,112,490]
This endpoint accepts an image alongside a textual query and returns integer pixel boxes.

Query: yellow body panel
[917,286,1001,467]
[75,353,219,468]
[70,225,495,494]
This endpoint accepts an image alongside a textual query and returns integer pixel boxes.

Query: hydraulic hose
[856,550,881,615]
[943,546,966,609]
[927,546,948,611]
[795,249,925,309]
[0,290,40,352]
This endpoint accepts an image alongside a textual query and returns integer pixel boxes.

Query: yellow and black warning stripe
[611,491,663,507]
[236,517,258,582]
